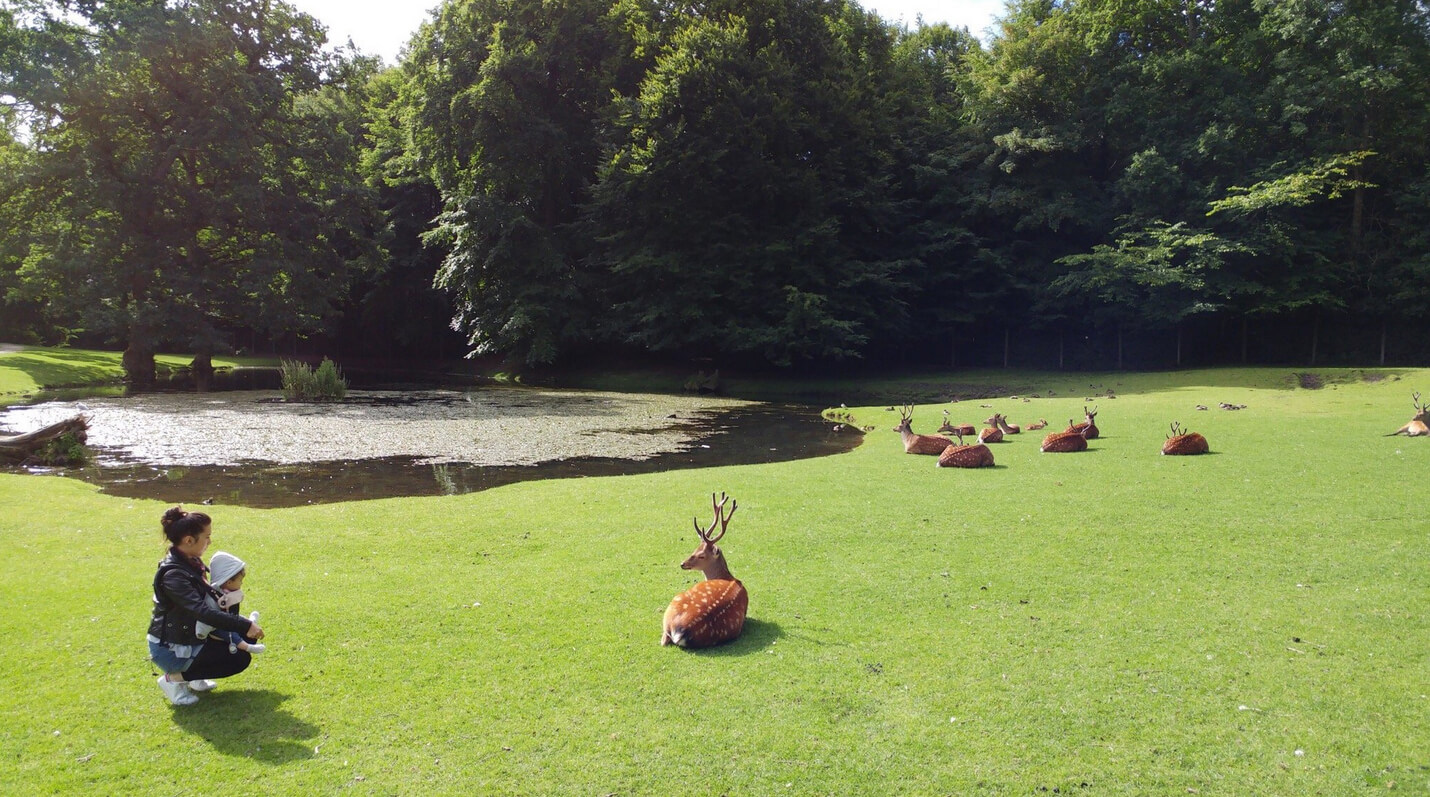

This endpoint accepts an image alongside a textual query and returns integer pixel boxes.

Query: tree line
[3,0,1429,383]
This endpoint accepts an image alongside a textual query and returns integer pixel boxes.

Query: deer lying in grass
[1386,392,1430,437]
[895,405,954,455]
[1025,418,1048,431]
[938,418,977,437]
[937,432,995,468]
[661,493,747,649]
[986,413,1021,434]
[978,415,1005,444]
[1066,406,1099,439]
[1040,420,1090,453]
[1162,422,1209,455]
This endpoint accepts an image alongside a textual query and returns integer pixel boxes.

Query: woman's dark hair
[161,506,212,545]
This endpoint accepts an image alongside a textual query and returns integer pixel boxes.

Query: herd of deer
[662,392,1428,650]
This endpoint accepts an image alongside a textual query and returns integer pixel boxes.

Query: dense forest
[3,0,1429,382]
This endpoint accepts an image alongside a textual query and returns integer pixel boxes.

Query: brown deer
[1040,420,1090,453]
[1025,418,1048,431]
[936,432,995,468]
[978,416,1004,444]
[986,413,1021,434]
[661,493,748,649]
[1066,406,1099,439]
[1387,392,1430,437]
[895,405,955,455]
[937,418,977,437]
[1162,422,1209,455]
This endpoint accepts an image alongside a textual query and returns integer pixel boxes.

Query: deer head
[1084,405,1098,423]
[681,492,737,579]
[983,412,1000,427]
[1414,392,1428,421]
[893,404,914,433]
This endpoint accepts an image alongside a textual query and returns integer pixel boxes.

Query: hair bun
[161,506,188,527]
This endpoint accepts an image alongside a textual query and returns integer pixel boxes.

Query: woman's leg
[182,637,252,681]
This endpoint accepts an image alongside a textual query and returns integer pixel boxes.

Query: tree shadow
[170,688,319,764]
[683,618,783,658]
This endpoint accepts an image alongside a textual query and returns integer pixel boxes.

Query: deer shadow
[170,688,319,764]
[685,618,783,658]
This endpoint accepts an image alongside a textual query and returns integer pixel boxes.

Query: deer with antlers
[937,414,977,437]
[661,493,748,649]
[894,405,955,455]
[1386,392,1430,437]
[986,413,1021,435]
[1162,422,1209,455]
[936,432,995,468]
[1040,420,1090,453]
[1025,418,1048,431]
[1066,406,1099,439]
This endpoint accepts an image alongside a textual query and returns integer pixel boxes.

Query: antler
[900,404,914,423]
[1168,421,1185,438]
[693,492,737,544]
[1415,391,1423,411]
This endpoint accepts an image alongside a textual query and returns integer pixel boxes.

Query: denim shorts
[147,637,197,674]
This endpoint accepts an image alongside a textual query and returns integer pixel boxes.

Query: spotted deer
[1041,419,1090,453]
[1162,421,1209,455]
[1067,406,1099,439]
[978,415,1005,444]
[1026,418,1048,431]
[895,405,954,455]
[1387,392,1430,437]
[661,493,748,649]
[986,413,1021,434]
[938,418,977,437]
[936,432,995,468]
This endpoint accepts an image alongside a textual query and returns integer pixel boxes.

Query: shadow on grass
[683,617,783,658]
[170,688,318,764]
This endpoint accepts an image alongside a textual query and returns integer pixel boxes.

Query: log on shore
[0,415,89,464]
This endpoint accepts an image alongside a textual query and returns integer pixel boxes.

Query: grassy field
[1,357,1426,794]
[0,345,259,403]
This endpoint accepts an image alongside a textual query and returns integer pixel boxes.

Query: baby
[197,551,266,654]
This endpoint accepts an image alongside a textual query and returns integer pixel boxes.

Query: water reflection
[2,389,861,508]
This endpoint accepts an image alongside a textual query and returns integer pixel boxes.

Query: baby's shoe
[248,611,260,623]
[246,643,266,654]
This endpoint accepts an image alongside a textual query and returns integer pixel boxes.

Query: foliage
[32,430,86,466]
[279,357,348,402]
[0,368,1427,792]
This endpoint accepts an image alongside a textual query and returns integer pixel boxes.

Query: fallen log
[0,415,89,464]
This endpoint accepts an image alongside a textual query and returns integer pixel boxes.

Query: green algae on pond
[0,387,861,507]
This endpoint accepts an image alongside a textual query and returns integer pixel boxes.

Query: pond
[0,386,862,508]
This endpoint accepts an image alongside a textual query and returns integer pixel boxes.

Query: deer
[936,432,995,468]
[1386,392,1430,437]
[978,416,1004,444]
[661,493,748,649]
[1162,421,1209,455]
[1025,418,1048,431]
[1066,406,1099,439]
[937,415,977,437]
[895,405,955,455]
[1040,419,1090,453]
[986,413,1021,434]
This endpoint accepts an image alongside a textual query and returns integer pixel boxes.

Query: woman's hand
[247,621,265,640]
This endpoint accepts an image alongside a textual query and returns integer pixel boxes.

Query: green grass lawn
[1,362,1426,794]
[0,345,261,402]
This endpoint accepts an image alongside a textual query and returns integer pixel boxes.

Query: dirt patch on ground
[1295,372,1324,389]
[1361,371,1387,383]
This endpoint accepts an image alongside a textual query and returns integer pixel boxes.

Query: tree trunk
[0,415,88,464]
[123,328,156,389]
[1058,332,1064,370]
[191,350,214,393]
[1176,323,1183,367]
[1241,317,1249,364]
[950,330,957,369]
[1003,327,1010,369]
[1116,325,1124,370]
[1310,313,1320,366]
[1380,320,1387,366]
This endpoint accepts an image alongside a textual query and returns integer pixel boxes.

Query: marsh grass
[0,364,1426,794]
[279,357,348,402]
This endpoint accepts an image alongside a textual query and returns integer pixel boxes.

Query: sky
[287,1,1005,65]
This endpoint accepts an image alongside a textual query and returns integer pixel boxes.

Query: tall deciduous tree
[1,0,376,387]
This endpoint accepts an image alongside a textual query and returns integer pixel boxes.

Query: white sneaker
[157,675,199,706]
[248,611,260,623]
[246,643,266,654]
[187,679,217,692]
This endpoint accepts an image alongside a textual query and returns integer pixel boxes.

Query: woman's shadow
[171,689,319,764]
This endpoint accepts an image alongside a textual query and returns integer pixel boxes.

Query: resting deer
[1162,421,1209,455]
[978,416,1004,444]
[1040,419,1090,453]
[936,432,995,468]
[895,405,954,455]
[1386,392,1430,437]
[661,493,747,649]
[986,413,1021,434]
[1066,406,1099,439]
[1026,418,1048,431]
[938,419,977,437]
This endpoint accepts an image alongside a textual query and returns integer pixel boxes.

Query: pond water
[0,386,861,508]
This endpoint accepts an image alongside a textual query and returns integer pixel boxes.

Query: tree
[1,0,376,387]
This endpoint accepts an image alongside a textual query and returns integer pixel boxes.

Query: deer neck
[700,552,735,582]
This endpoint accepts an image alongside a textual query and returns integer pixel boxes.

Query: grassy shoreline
[1,351,1426,794]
